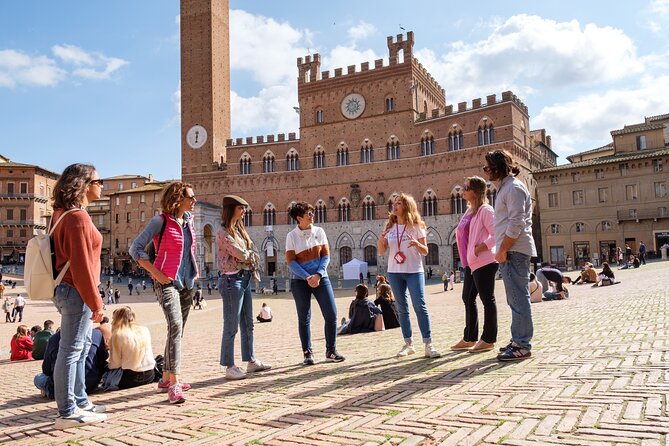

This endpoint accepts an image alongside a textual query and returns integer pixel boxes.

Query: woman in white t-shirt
[378,193,441,358]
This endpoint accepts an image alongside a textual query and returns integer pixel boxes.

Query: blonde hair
[111,306,147,355]
[160,182,194,215]
[14,324,29,339]
[465,176,488,214]
[384,192,426,231]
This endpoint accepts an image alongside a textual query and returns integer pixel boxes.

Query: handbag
[374,313,385,331]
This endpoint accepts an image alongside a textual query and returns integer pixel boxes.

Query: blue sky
[1,1,668,180]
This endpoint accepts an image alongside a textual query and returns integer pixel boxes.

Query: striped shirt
[285,225,330,280]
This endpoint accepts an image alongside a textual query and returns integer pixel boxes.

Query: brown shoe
[469,340,495,353]
[450,339,476,351]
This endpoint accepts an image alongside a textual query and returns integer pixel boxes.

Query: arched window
[263,152,276,173]
[337,143,349,166]
[421,135,435,156]
[478,119,495,146]
[316,109,324,124]
[451,189,466,215]
[338,199,351,222]
[287,201,297,225]
[339,246,352,265]
[386,137,400,160]
[239,154,252,175]
[602,220,612,231]
[449,126,464,151]
[243,208,253,227]
[364,245,377,266]
[426,243,439,266]
[550,224,560,234]
[286,149,299,171]
[362,196,375,221]
[360,140,374,163]
[313,146,325,169]
[486,183,497,208]
[315,200,327,224]
[263,203,276,226]
[575,222,586,233]
[385,97,395,112]
[422,190,438,217]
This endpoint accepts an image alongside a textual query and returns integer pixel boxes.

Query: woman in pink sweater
[451,176,498,353]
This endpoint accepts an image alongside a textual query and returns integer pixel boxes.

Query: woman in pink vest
[130,182,198,404]
[451,176,498,353]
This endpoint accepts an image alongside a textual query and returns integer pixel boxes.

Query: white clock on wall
[341,93,366,119]
[186,124,208,149]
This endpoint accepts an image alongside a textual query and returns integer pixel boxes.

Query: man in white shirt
[13,294,26,322]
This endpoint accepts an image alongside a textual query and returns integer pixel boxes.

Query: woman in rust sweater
[50,163,107,429]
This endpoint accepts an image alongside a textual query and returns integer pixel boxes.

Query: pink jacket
[460,204,497,272]
[153,212,198,279]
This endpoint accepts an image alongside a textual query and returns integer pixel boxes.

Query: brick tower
[180,0,230,178]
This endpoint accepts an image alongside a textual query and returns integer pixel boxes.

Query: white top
[14,295,25,307]
[109,325,156,372]
[384,224,427,274]
[260,306,272,319]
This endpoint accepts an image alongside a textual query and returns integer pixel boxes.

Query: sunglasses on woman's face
[463,184,472,191]
[89,179,104,186]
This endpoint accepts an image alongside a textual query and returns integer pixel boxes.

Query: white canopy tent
[342,258,368,280]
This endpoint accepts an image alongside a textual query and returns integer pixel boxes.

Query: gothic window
[477,120,495,146]
[421,135,435,156]
[287,202,297,225]
[243,209,253,227]
[386,140,400,160]
[451,190,466,215]
[339,246,352,265]
[286,150,300,171]
[316,109,324,124]
[338,199,351,222]
[385,97,395,112]
[263,153,276,173]
[362,196,375,221]
[314,200,327,224]
[361,141,374,163]
[239,154,252,175]
[449,127,464,151]
[263,204,276,226]
[426,243,439,266]
[314,147,325,169]
[388,193,398,212]
[337,144,349,166]
[364,245,378,266]
[422,190,437,216]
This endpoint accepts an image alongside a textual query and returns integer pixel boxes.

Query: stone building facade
[180,0,557,280]
[534,113,669,269]
[0,155,59,263]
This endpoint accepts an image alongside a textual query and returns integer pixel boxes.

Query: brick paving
[1,262,668,445]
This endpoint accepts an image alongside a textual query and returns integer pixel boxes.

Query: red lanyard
[395,223,407,251]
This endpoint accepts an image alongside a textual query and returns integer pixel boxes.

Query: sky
[1,1,668,180]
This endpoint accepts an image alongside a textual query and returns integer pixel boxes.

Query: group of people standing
[44,149,536,429]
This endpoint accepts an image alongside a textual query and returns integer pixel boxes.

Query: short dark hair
[289,201,314,220]
[355,284,369,299]
[44,320,54,329]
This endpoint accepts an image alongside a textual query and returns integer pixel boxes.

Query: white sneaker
[54,407,107,429]
[424,343,441,358]
[397,343,416,357]
[78,402,107,413]
[247,359,272,373]
[225,365,247,380]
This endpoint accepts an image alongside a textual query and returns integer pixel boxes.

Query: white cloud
[52,44,128,80]
[534,75,669,158]
[415,14,644,104]
[231,85,299,136]
[0,49,66,87]
[321,46,381,74]
[230,9,307,86]
[347,21,376,42]
[647,0,669,32]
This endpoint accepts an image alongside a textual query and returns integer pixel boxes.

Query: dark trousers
[13,306,24,322]
[119,369,155,389]
[461,263,498,344]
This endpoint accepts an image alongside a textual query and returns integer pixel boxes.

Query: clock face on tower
[341,93,366,119]
[186,124,207,149]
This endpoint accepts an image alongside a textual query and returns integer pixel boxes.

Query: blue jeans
[387,272,432,343]
[52,283,92,417]
[291,277,337,353]
[219,271,255,366]
[34,373,53,399]
[499,251,533,349]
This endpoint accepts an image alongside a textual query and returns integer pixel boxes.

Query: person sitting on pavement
[256,302,273,323]
[34,326,109,399]
[374,283,400,330]
[338,284,382,335]
[529,273,544,303]
[543,280,569,301]
[632,256,640,268]
[108,306,157,389]
[11,324,34,361]
[594,262,617,286]
[572,262,598,284]
[32,320,55,360]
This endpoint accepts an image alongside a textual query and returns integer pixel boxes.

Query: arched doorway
[203,224,214,277]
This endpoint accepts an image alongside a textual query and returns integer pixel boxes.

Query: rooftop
[535,147,669,173]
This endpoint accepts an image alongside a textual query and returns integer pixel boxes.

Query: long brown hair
[485,150,520,180]
[52,163,96,210]
[384,193,426,230]
[376,283,395,303]
[221,203,252,248]
[14,324,29,339]
[465,175,488,214]
[160,182,193,215]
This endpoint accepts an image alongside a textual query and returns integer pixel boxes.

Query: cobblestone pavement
[1,262,668,445]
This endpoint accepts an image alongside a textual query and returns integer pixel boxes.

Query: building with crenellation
[178,0,557,278]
